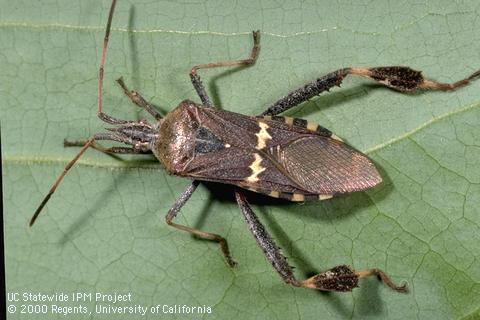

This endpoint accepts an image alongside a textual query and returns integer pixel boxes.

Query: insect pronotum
[30,0,480,292]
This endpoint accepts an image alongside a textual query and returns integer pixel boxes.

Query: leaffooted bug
[30,0,480,293]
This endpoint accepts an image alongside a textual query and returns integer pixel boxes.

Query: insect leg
[116,77,163,120]
[235,190,300,286]
[262,66,480,116]
[189,31,260,107]
[64,139,152,154]
[235,190,407,292]
[165,181,236,267]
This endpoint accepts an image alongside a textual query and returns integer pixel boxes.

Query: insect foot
[302,265,407,292]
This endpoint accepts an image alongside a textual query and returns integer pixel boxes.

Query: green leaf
[2,1,480,319]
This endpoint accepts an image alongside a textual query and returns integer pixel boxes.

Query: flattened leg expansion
[235,190,407,292]
[262,66,480,116]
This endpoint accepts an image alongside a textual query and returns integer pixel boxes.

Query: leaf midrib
[0,8,475,37]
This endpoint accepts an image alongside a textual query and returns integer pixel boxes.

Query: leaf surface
[2,1,480,319]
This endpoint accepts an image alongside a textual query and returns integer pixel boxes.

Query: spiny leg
[190,31,260,107]
[116,77,163,121]
[64,139,152,154]
[165,181,236,267]
[234,190,407,292]
[262,66,480,116]
[235,190,298,286]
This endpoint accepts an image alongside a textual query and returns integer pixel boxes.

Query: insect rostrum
[30,0,480,293]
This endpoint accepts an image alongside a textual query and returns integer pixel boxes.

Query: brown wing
[275,136,381,194]
[180,106,381,200]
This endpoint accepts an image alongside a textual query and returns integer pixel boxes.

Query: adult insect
[30,0,479,292]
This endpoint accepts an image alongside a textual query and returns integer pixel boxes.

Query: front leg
[116,77,163,121]
[64,139,152,154]
[234,190,407,292]
[262,66,480,116]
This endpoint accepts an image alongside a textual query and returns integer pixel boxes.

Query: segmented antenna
[30,0,118,226]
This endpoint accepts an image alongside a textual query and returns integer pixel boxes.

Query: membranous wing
[182,107,381,201]
[271,135,381,194]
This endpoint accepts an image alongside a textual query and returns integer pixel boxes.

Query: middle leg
[165,181,236,267]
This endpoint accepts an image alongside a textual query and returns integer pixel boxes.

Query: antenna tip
[29,211,39,227]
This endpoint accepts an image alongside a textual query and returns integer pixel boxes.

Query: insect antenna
[30,0,121,226]
[29,138,95,227]
[97,0,129,125]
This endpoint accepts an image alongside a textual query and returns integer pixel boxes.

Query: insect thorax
[153,100,209,174]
